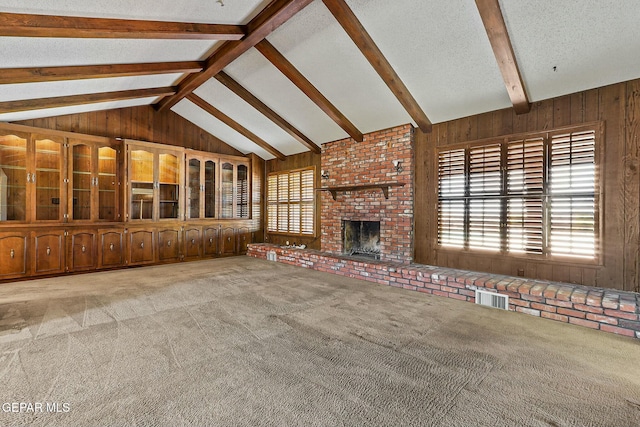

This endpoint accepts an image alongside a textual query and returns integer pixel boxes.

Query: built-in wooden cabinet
[0,232,28,280]
[67,229,97,272]
[0,124,258,282]
[99,229,124,268]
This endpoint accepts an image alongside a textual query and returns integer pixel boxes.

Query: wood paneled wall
[415,78,640,292]
[265,151,322,249]
[14,105,242,156]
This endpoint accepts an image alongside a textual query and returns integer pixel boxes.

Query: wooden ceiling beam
[0,62,204,84]
[322,0,432,133]
[0,87,176,114]
[214,71,321,154]
[0,12,245,40]
[475,0,530,114]
[255,39,363,142]
[187,93,286,160]
[156,0,315,112]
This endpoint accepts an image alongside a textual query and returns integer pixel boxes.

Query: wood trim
[156,0,315,111]
[0,87,176,114]
[474,0,530,114]
[0,122,113,143]
[186,94,286,161]
[0,62,204,84]
[0,12,245,40]
[255,39,364,142]
[322,0,432,133]
[214,71,321,153]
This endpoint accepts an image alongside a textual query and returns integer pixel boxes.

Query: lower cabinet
[99,229,125,268]
[33,230,65,275]
[158,228,180,262]
[184,227,202,259]
[236,227,250,255]
[203,226,219,257]
[0,232,29,280]
[128,228,154,265]
[68,230,97,272]
[221,227,235,256]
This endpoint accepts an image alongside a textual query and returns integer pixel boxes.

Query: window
[267,168,315,235]
[437,125,599,260]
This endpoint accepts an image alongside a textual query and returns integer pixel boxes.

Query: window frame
[267,166,316,237]
[436,122,603,265]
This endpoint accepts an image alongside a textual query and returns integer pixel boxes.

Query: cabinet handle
[46,246,51,256]
[32,174,36,184]
[167,240,171,247]
[81,245,86,253]
[191,239,195,245]
[209,238,213,244]
[140,242,144,249]
[26,173,31,183]
[109,243,115,251]
[227,237,231,242]
[10,249,14,259]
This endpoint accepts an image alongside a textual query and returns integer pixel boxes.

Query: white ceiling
[1,0,640,159]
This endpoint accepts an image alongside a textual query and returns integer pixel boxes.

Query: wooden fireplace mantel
[319,182,405,200]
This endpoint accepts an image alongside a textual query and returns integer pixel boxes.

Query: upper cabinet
[186,153,217,220]
[127,141,184,222]
[0,124,121,224]
[220,160,250,219]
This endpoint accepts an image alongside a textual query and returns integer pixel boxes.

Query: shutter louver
[468,144,501,251]
[507,138,544,254]
[277,173,289,233]
[549,130,596,258]
[267,174,277,232]
[301,169,314,235]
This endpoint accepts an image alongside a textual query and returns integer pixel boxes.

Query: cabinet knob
[167,240,171,247]
[81,245,86,253]
[46,246,51,256]
[109,243,115,251]
[227,237,231,242]
[26,173,31,183]
[10,249,15,259]
[209,238,213,244]
[140,242,144,249]
[191,239,196,245]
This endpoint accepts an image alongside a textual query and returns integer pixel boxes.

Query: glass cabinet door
[0,132,28,221]
[72,144,92,220]
[98,146,117,221]
[34,136,63,221]
[187,158,201,219]
[130,149,154,220]
[237,164,249,218]
[221,162,234,218]
[159,153,179,219]
[204,160,216,218]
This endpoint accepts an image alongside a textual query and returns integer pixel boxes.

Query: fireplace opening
[343,220,381,259]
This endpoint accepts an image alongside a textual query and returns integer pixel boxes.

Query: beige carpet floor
[0,257,639,426]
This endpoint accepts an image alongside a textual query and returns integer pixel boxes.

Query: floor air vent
[475,290,508,310]
[266,251,277,262]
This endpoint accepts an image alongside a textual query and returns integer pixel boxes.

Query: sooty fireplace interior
[343,220,381,259]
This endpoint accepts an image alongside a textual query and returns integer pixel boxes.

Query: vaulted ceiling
[1,0,640,160]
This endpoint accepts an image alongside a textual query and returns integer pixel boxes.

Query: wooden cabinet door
[33,231,65,274]
[203,226,218,256]
[184,227,202,259]
[221,227,235,255]
[158,228,180,262]
[0,233,28,279]
[128,229,154,265]
[68,230,96,271]
[236,226,250,254]
[99,230,124,268]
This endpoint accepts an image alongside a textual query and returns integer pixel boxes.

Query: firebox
[342,220,381,259]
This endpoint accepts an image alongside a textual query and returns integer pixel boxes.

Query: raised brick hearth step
[248,244,640,339]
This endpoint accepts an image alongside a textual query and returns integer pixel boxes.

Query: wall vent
[475,290,508,310]
[266,251,277,262]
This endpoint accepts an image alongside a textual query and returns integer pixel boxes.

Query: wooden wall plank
[624,80,640,292]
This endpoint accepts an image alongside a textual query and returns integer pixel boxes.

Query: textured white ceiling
[2,0,640,159]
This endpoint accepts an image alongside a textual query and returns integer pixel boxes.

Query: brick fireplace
[320,124,414,263]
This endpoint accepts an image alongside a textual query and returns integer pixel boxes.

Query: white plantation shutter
[267,168,315,235]
[468,144,501,250]
[437,125,598,260]
[507,137,544,254]
[438,149,465,247]
[549,130,596,258]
